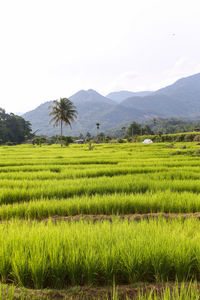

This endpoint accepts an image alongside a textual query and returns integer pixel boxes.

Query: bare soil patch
[44,212,200,223]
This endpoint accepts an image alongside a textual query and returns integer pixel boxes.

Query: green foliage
[134,132,200,143]
[126,122,154,137]
[127,121,142,136]
[0,283,15,300]
[33,137,46,146]
[124,118,200,140]
[88,141,94,150]
[117,138,125,143]
[0,218,200,287]
[113,282,200,300]
[147,118,200,134]
[49,98,78,146]
[0,108,32,144]
[0,142,200,210]
[57,136,73,146]
[1,143,200,291]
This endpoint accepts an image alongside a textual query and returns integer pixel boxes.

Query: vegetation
[146,118,200,134]
[125,118,200,138]
[133,131,200,143]
[0,218,200,288]
[1,143,200,297]
[0,108,32,144]
[49,98,78,146]
[1,281,200,299]
[126,121,153,137]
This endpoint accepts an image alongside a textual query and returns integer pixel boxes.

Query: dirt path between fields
[44,212,200,223]
[7,282,200,299]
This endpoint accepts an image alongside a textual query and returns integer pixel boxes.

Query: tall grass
[2,175,200,204]
[0,218,200,288]
[1,143,200,209]
[110,282,200,300]
[0,283,15,300]
[2,143,200,293]
[1,191,200,219]
[115,282,200,300]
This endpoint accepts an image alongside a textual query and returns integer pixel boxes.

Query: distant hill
[71,89,115,105]
[22,90,116,136]
[156,73,200,100]
[121,73,200,119]
[106,90,152,102]
[22,73,200,136]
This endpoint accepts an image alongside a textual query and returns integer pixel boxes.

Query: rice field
[1,142,200,298]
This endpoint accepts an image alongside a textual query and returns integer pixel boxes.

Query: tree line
[0,108,32,144]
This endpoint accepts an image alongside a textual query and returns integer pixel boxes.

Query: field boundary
[42,212,200,223]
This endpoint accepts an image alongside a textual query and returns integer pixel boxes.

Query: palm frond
[48,97,78,129]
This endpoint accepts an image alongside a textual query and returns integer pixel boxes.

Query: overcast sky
[0,0,200,113]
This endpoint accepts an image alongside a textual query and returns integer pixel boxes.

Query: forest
[0,108,32,144]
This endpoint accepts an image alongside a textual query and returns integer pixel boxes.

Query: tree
[49,98,78,146]
[0,108,32,144]
[121,126,126,137]
[57,136,73,146]
[33,137,46,146]
[85,132,91,142]
[127,122,142,136]
[96,123,100,134]
[86,132,91,138]
[142,125,153,135]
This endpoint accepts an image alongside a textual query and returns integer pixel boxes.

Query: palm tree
[96,122,100,132]
[49,98,78,146]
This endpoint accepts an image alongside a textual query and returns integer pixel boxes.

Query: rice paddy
[1,142,200,299]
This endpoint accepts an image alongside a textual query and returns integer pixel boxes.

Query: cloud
[164,57,200,83]
[103,58,200,94]
[104,71,141,93]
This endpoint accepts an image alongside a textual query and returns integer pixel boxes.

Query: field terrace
[1,142,200,299]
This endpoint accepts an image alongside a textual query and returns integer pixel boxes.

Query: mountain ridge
[22,73,200,136]
[106,90,153,102]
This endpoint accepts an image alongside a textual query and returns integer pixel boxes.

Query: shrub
[117,138,124,143]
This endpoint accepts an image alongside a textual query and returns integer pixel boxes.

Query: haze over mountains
[22,73,200,136]
[107,91,153,102]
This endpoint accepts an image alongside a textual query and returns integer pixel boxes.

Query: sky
[0,0,200,114]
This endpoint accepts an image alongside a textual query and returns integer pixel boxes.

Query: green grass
[0,143,200,211]
[1,142,200,294]
[1,190,200,219]
[0,218,200,288]
[2,175,200,205]
[114,282,200,300]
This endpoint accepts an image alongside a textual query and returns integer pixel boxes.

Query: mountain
[22,73,200,136]
[106,90,152,103]
[22,90,116,136]
[121,73,200,118]
[156,73,200,99]
[70,89,115,105]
